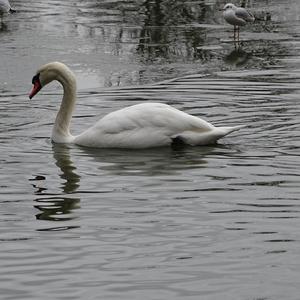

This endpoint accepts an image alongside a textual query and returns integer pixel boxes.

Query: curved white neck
[52,72,77,143]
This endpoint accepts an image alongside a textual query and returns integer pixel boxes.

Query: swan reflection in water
[31,140,240,227]
[52,144,81,194]
[32,144,81,227]
[77,144,215,177]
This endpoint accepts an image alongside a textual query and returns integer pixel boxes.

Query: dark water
[1,0,300,299]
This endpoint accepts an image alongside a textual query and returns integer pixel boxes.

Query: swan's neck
[52,73,77,143]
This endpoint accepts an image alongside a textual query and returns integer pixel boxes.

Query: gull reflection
[0,21,7,32]
[224,48,251,66]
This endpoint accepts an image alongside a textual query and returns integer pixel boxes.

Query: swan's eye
[32,73,40,84]
[29,73,42,99]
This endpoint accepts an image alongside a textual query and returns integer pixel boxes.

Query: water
[1,0,300,299]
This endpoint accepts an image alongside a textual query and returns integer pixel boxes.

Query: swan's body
[74,102,243,148]
[222,3,254,40]
[0,0,16,15]
[29,62,245,149]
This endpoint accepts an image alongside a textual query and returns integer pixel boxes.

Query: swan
[29,62,245,149]
[0,0,16,15]
[222,3,255,41]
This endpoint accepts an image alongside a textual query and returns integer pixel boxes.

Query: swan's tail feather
[221,124,247,135]
[172,124,246,146]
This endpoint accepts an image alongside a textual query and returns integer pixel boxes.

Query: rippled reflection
[80,146,212,176]
[31,144,80,225]
[53,144,81,194]
[224,48,251,66]
[0,22,8,32]
[34,196,80,222]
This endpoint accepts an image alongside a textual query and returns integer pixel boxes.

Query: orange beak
[29,79,42,99]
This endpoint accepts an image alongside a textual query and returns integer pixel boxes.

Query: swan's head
[223,3,237,11]
[29,62,75,99]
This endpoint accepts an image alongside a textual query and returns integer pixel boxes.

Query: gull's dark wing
[236,7,255,22]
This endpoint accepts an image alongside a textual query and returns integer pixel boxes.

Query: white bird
[222,3,255,41]
[0,0,16,15]
[29,62,245,149]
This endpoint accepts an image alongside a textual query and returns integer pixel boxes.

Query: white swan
[29,62,245,149]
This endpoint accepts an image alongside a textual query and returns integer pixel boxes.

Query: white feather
[223,3,255,27]
[0,0,13,14]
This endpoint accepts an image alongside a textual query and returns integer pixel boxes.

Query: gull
[0,0,16,18]
[222,3,255,41]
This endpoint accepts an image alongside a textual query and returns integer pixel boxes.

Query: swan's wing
[236,7,255,22]
[75,103,215,148]
[100,103,213,133]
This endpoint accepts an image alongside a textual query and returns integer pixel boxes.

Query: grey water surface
[0,0,300,299]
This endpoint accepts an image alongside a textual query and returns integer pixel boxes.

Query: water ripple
[1,0,300,299]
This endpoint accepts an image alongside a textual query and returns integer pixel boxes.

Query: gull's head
[223,3,237,11]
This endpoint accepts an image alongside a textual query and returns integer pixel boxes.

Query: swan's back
[74,103,215,148]
[99,103,213,133]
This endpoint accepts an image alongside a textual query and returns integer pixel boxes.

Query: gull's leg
[233,25,236,41]
[234,26,238,49]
